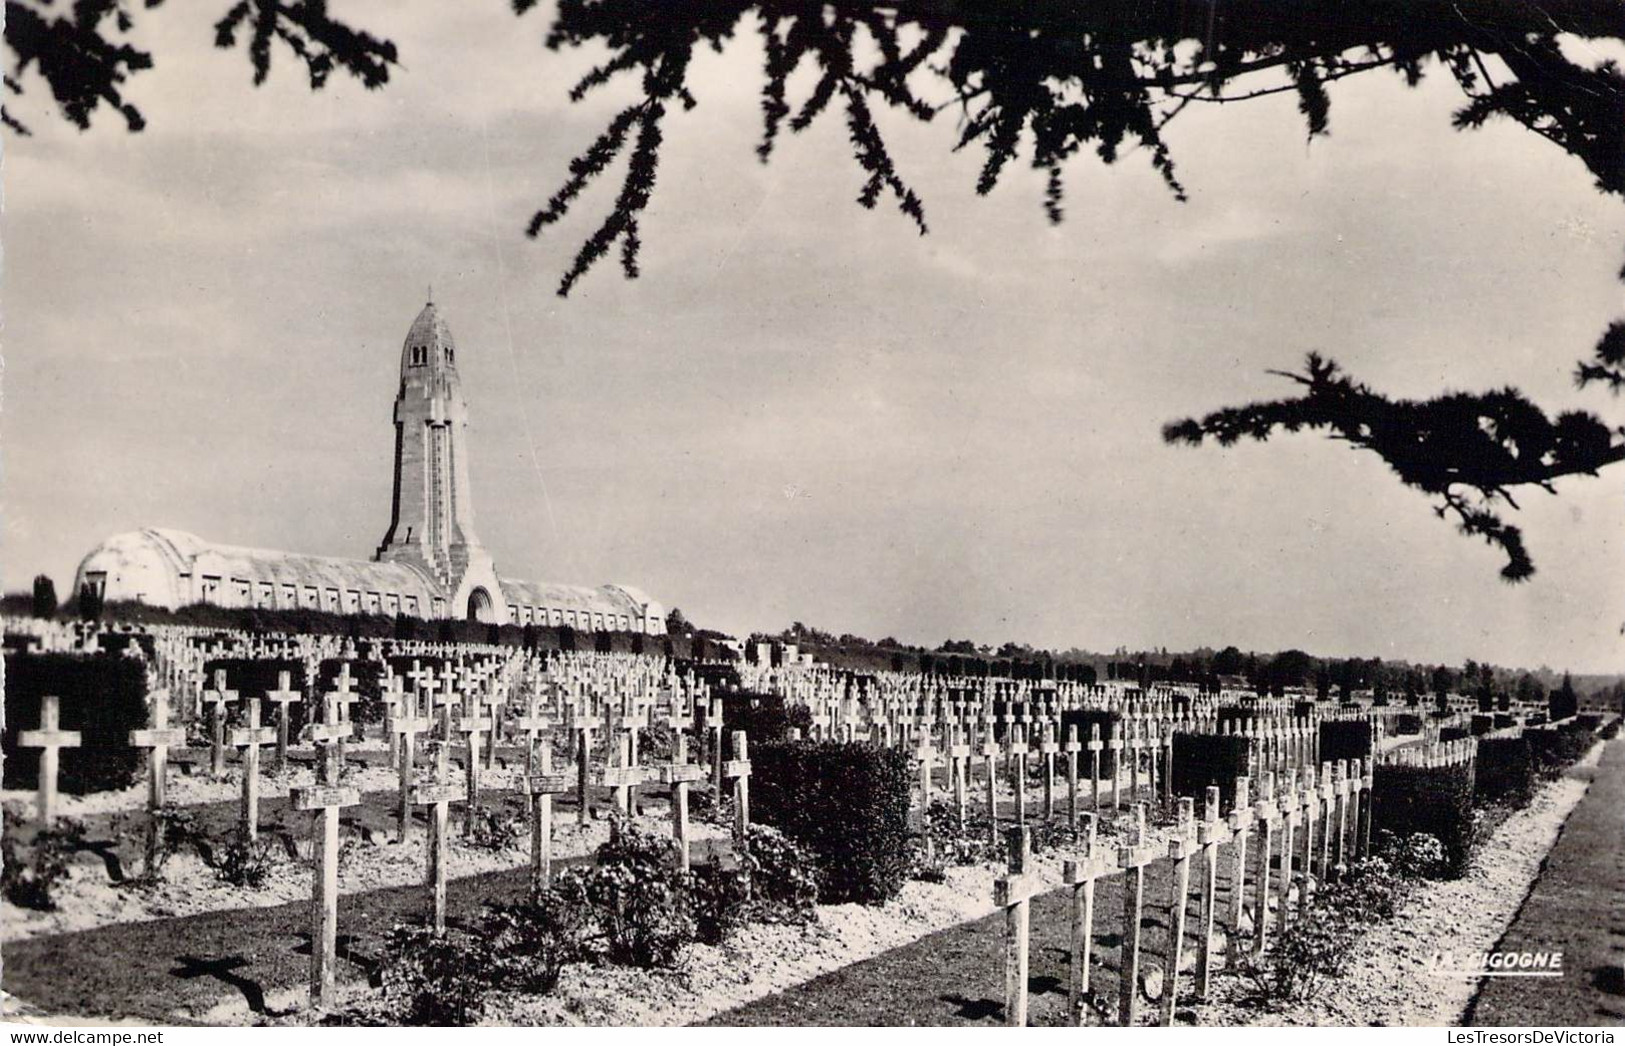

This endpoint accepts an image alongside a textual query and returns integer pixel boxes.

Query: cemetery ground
[706,736,1616,1027]
[4,740,1614,1027]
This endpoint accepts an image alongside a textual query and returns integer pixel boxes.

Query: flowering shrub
[1,819,85,910]
[562,816,695,968]
[465,804,524,853]
[376,924,487,1025]
[483,897,589,993]
[739,823,818,922]
[211,828,278,888]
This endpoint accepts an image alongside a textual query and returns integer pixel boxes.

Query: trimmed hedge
[3,653,148,793]
[203,658,310,733]
[1527,721,1595,780]
[1470,714,1495,737]
[749,741,911,905]
[1394,713,1423,736]
[1371,759,1476,877]
[1060,709,1120,776]
[713,691,811,744]
[1170,734,1251,809]
[1474,736,1535,806]
[1438,726,1470,744]
[1318,719,1374,765]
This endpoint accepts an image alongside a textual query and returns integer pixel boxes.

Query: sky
[4,3,1623,673]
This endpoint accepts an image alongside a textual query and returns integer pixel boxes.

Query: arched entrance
[466,586,496,623]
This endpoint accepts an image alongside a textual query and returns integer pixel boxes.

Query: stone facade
[74,301,666,634]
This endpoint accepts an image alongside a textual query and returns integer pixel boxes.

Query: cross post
[995,826,1036,1027]
[19,695,81,824]
[227,698,276,841]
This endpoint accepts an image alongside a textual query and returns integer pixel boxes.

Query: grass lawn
[1464,738,1625,1027]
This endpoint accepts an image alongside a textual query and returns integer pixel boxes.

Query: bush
[1,819,85,910]
[1237,855,1405,1006]
[465,803,524,853]
[31,575,57,619]
[1372,831,1448,880]
[921,799,998,867]
[377,924,488,1025]
[3,654,148,794]
[689,862,753,945]
[482,897,588,994]
[560,816,694,968]
[739,823,819,923]
[1371,761,1475,877]
[750,740,912,904]
[1527,721,1595,780]
[211,828,278,888]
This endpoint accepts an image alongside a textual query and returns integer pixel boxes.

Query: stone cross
[263,671,302,774]
[723,730,753,850]
[20,694,81,825]
[523,748,572,895]
[201,670,239,778]
[658,733,709,871]
[995,825,1037,1027]
[1332,760,1351,874]
[1358,758,1375,859]
[291,761,360,1009]
[129,687,183,868]
[1106,722,1125,811]
[1296,765,1320,915]
[1160,797,1198,1026]
[325,664,362,763]
[228,698,276,841]
[1275,769,1301,935]
[1063,813,1108,1025]
[1117,802,1160,1026]
[1317,762,1337,883]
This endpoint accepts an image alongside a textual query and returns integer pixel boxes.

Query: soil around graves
[707,744,1608,1027]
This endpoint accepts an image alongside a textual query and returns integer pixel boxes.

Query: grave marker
[995,826,1036,1027]
[19,695,81,824]
[264,671,302,773]
[1063,813,1106,1025]
[227,698,276,841]
[1117,803,1159,1026]
[201,670,239,778]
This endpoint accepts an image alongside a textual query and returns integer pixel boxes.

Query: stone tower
[375,300,507,621]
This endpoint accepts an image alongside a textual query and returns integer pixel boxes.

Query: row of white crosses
[994,756,1384,1027]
